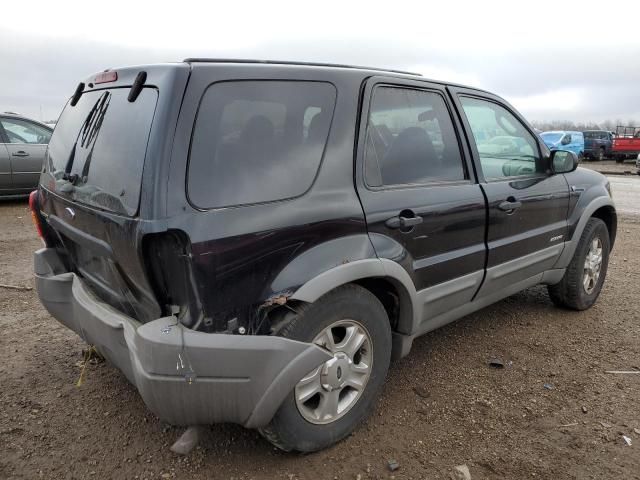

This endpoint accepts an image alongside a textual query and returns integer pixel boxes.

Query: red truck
[612,126,640,163]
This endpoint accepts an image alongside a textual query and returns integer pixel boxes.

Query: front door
[0,117,51,192]
[452,91,570,296]
[356,79,487,327]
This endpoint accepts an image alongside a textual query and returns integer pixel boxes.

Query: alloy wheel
[583,236,603,294]
[295,320,373,425]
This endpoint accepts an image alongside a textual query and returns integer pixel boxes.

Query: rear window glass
[43,88,158,216]
[188,81,336,209]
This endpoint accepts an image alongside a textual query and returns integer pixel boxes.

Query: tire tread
[548,217,609,310]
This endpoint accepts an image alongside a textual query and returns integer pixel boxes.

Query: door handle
[498,198,522,212]
[12,151,29,157]
[385,215,423,229]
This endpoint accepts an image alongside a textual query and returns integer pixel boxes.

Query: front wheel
[548,218,610,310]
[597,148,605,161]
[260,284,391,452]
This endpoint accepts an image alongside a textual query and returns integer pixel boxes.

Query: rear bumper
[34,248,331,428]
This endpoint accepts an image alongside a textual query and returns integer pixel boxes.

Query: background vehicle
[612,126,640,163]
[541,130,584,159]
[32,61,616,453]
[0,113,53,197]
[583,130,612,161]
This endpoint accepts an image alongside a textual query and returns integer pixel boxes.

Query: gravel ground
[581,159,638,176]
[1,199,639,480]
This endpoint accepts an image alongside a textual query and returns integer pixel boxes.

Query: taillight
[29,190,46,242]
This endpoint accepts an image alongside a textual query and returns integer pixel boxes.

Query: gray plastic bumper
[34,248,331,428]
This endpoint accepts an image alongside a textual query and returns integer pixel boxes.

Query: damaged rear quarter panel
[165,66,369,331]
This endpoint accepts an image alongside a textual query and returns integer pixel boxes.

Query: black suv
[32,60,616,452]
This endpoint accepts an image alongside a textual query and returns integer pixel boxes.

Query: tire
[578,151,584,163]
[615,156,624,164]
[260,284,391,452]
[548,218,610,310]
[597,148,605,161]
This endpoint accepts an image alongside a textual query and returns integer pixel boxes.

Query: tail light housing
[29,190,48,245]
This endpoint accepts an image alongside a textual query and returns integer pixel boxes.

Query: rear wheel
[615,155,624,163]
[548,218,610,310]
[260,284,391,452]
[597,148,605,161]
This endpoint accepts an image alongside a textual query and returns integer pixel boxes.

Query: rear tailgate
[36,64,189,322]
[613,137,640,154]
[38,190,161,321]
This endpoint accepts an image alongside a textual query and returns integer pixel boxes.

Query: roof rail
[182,58,422,77]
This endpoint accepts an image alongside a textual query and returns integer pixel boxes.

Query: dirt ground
[581,159,638,176]
[1,198,639,480]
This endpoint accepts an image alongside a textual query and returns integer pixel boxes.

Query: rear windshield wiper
[62,92,110,184]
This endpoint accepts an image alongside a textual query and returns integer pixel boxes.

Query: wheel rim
[583,236,603,294]
[295,320,373,425]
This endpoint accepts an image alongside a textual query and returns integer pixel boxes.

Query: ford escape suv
[31,60,616,452]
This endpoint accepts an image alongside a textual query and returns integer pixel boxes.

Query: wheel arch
[290,258,419,337]
[555,196,616,268]
[591,205,617,249]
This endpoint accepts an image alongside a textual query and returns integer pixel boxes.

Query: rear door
[356,78,487,325]
[0,135,11,192]
[451,89,570,296]
[0,117,51,191]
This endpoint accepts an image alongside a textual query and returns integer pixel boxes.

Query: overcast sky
[2,0,639,124]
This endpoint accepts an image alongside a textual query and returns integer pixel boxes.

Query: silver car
[0,113,53,197]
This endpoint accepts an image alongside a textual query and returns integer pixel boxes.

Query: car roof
[1,112,53,131]
[184,58,423,77]
[181,58,491,94]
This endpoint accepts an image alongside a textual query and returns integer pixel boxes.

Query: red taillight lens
[29,190,45,239]
[94,71,118,84]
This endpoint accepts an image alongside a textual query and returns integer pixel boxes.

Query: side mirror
[550,150,579,174]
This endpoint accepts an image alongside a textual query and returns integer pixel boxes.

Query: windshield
[541,132,563,144]
[42,88,158,216]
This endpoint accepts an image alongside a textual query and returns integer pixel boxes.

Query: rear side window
[188,81,336,209]
[364,86,466,187]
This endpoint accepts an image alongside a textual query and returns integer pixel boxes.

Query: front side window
[188,81,336,209]
[459,97,542,179]
[364,86,466,187]
[1,118,52,144]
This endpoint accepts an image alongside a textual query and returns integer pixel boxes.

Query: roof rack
[182,58,422,77]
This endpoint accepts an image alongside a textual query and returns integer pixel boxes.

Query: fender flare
[290,258,420,333]
[554,196,616,269]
